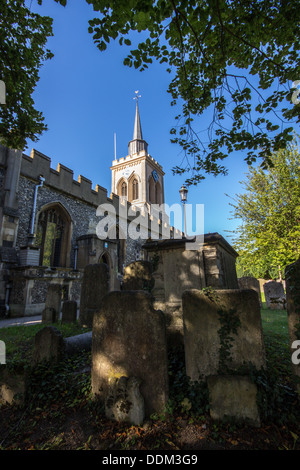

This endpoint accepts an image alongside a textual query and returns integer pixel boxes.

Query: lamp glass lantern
[179,184,188,202]
[179,184,188,236]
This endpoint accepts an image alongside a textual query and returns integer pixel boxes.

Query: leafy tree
[228,137,300,280]
[0,0,54,150]
[84,0,300,184]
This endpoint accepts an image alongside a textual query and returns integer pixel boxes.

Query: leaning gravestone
[285,258,300,394]
[92,291,169,420]
[78,263,109,328]
[122,260,154,292]
[182,289,266,381]
[238,276,262,307]
[263,280,286,310]
[42,284,62,323]
[61,300,77,324]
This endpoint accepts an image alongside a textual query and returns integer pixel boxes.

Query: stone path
[0,315,42,328]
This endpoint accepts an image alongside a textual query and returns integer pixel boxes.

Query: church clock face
[122,169,130,179]
[152,170,159,182]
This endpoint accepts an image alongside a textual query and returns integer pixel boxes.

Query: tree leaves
[229,136,300,279]
[0,0,54,150]
[86,0,300,183]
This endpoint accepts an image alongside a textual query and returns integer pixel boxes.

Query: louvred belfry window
[132,178,138,200]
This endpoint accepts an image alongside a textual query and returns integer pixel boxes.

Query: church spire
[133,99,143,140]
[128,91,148,156]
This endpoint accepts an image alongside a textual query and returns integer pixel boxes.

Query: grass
[261,308,289,337]
[0,308,299,450]
[0,321,91,364]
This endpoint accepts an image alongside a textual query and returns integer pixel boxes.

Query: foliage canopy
[84,0,300,184]
[229,137,300,280]
[0,0,54,150]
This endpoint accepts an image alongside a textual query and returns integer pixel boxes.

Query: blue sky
[25,0,297,242]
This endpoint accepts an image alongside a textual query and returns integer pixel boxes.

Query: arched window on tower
[121,181,127,197]
[117,178,127,199]
[132,178,139,200]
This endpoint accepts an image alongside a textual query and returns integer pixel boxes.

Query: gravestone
[263,280,286,310]
[0,365,27,406]
[78,263,109,328]
[105,376,145,426]
[285,258,300,394]
[32,326,65,365]
[238,276,262,306]
[182,289,266,381]
[42,307,56,323]
[61,300,77,324]
[92,291,169,419]
[207,375,260,427]
[42,284,62,323]
[122,260,154,292]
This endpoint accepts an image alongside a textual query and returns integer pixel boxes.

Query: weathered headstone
[32,326,65,365]
[42,284,62,323]
[238,276,262,306]
[207,375,260,427]
[182,289,266,381]
[122,260,154,292]
[42,307,56,323]
[263,280,286,310]
[92,291,169,419]
[78,264,109,328]
[61,300,77,324]
[105,376,145,426]
[0,365,27,406]
[285,258,300,394]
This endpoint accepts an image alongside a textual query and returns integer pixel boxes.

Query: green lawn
[261,308,289,338]
[0,321,91,364]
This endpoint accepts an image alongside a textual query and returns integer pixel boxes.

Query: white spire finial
[133,90,141,103]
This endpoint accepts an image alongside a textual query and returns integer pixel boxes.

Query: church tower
[111,92,165,213]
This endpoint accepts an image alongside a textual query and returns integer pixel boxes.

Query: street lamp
[179,184,188,237]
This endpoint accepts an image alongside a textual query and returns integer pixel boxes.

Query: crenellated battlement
[21,149,109,207]
[111,149,163,173]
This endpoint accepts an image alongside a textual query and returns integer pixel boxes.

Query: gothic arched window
[121,181,127,197]
[36,204,71,267]
[132,178,138,200]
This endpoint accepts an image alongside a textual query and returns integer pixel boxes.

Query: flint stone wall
[182,289,266,381]
[79,263,109,328]
[91,291,169,417]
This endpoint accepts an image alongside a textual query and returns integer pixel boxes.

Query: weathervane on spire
[133,90,141,103]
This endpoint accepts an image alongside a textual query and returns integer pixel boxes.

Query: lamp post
[179,184,188,237]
